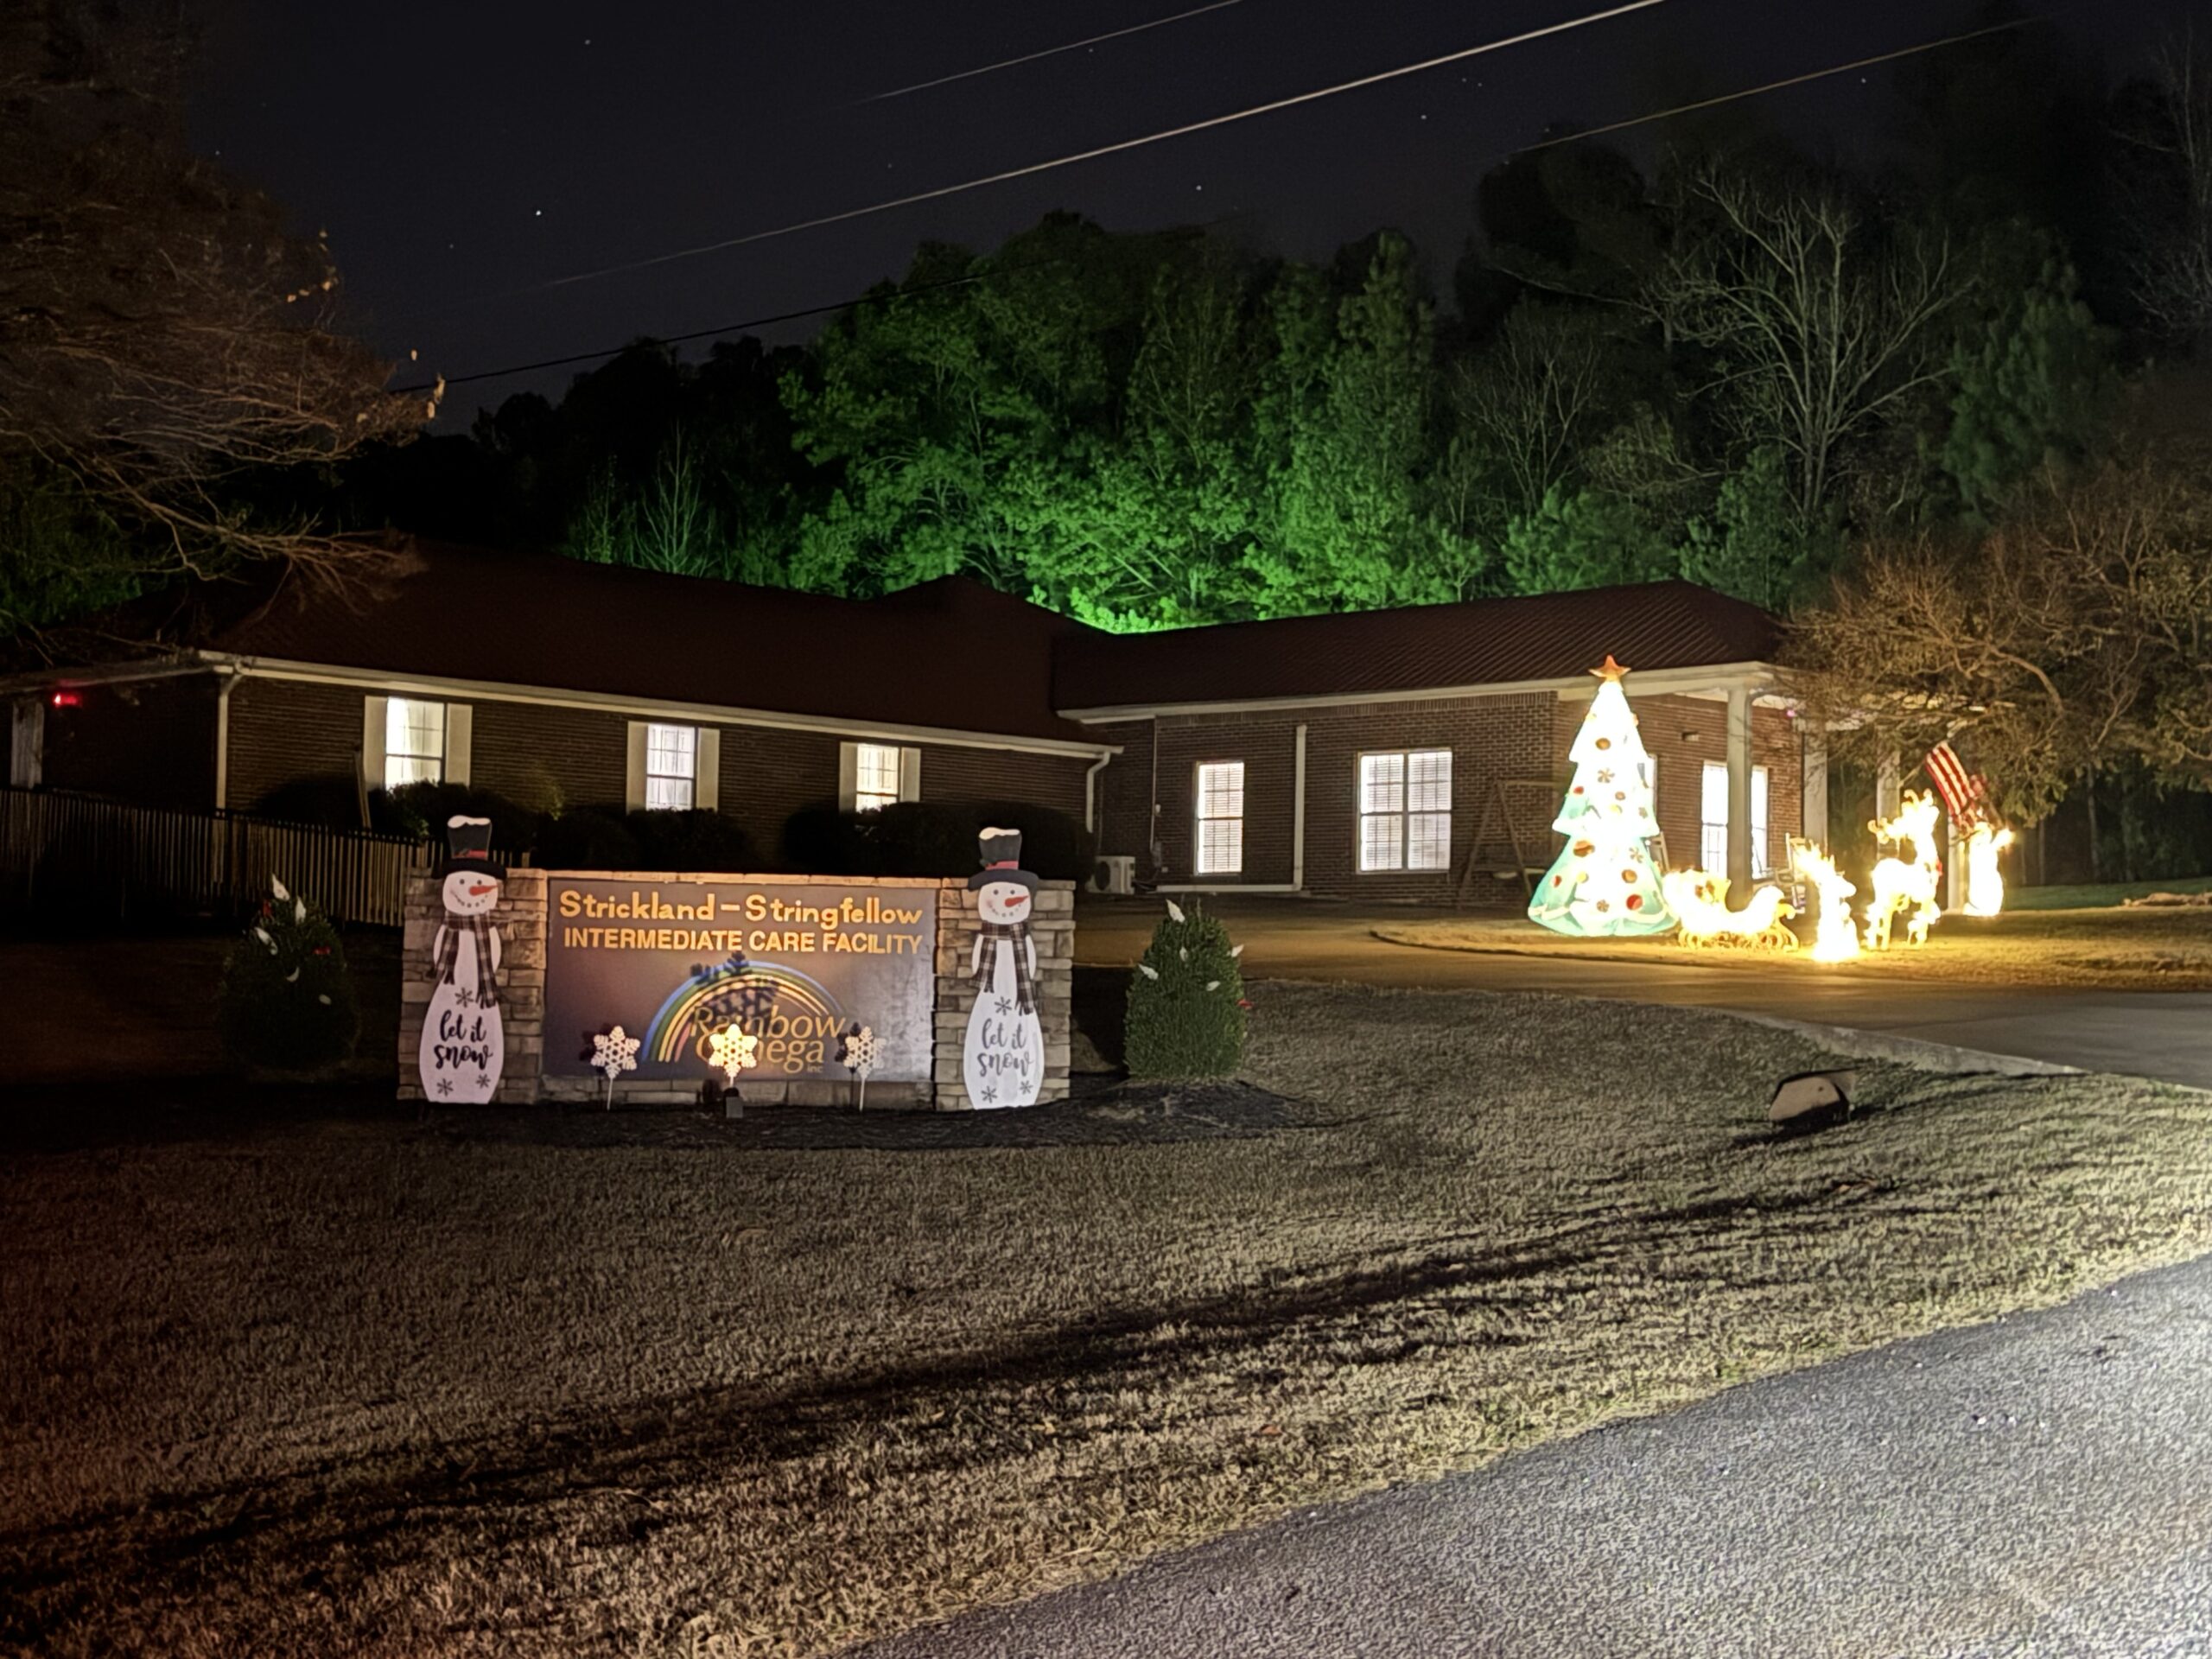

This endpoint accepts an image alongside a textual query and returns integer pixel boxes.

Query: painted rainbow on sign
[644,957,847,1064]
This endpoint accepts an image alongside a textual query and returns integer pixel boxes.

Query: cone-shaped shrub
[219,877,360,1071]
[1124,899,1245,1079]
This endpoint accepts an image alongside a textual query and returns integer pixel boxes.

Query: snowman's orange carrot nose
[467,883,496,897]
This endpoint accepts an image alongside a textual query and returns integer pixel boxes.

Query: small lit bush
[1124,900,1245,1080]
[218,878,360,1073]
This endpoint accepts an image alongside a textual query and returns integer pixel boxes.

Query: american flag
[1924,743,1988,830]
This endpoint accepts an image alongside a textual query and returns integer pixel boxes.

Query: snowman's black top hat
[435,814,506,882]
[968,825,1039,893]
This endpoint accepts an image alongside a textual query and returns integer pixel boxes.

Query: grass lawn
[1376,900,2212,989]
[6,985,2212,1657]
[2008,874,2212,911]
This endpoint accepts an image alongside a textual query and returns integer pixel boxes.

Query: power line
[860,0,1245,103]
[1512,13,2038,158]
[398,10,2056,397]
[391,270,992,394]
[529,0,1668,295]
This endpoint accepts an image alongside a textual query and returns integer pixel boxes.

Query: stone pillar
[397,868,546,1104]
[1726,684,1754,890]
[933,879,1076,1109]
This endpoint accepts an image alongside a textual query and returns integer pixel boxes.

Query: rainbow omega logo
[645,956,850,1076]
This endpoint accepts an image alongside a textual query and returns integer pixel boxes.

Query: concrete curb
[1725,1010,2084,1077]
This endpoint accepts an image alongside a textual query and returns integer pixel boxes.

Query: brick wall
[1084,688,1808,903]
[39,674,218,809]
[226,677,362,813]
[397,870,1075,1110]
[1092,693,1554,902]
[225,679,1100,855]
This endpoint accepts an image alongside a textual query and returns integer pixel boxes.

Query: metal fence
[0,786,432,929]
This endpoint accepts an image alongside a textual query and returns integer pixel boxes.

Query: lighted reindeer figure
[1660,868,1797,950]
[1863,791,1944,950]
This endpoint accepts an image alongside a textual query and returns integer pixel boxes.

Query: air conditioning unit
[1090,855,1136,895]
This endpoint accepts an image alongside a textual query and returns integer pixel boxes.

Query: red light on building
[49,690,80,708]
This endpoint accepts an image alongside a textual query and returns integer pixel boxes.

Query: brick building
[5,544,1815,903]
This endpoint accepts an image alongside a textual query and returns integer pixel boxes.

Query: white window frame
[643,722,698,811]
[385,696,447,790]
[1358,748,1452,874]
[1194,760,1245,875]
[853,741,903,813]
[1700,760,1771,876]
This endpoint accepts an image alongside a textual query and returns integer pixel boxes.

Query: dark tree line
[7,13,2209,650]
[316,22,2208,633]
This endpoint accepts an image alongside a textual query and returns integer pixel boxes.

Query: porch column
[1876,751,1902,820]
[1726,683,1753,890]
[1801,726,1829,849]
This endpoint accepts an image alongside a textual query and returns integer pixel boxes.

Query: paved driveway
[849,901,2212,1659]
[854,1253,2212,1659]
[1076,899,2212,1090]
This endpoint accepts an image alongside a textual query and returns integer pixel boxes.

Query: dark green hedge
[780,800,1093,882]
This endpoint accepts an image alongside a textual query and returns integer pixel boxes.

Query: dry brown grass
[5,985,2212,1658]
[1376,903,2212,988]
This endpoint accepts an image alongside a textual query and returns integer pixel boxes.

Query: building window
[644,723,697,810]
[1195,761,1245,875]
[1700,760,1770,875]
[853,742,902,812]
[1358,749,1452,873]
[385,697,445,788]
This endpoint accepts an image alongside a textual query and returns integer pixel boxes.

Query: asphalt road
[1075,899,2212,1091]
[855,1254,2212,1659]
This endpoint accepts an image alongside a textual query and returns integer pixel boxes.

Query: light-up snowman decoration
[962,826,1043,1109]
[418,815,505,1103]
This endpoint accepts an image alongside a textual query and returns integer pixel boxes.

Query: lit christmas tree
[1529,656,1675,938]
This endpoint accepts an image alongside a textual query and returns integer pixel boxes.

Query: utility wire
[392,272,988,393]
[860,0,1245,102]
[529,0,1668,295]
[397,10,2053,396]
[1511,12,2037,157]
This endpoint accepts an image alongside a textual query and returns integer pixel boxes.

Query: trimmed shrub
[253,774,370,832]
[780,800,1094,880]
[1124,900,1245,1080]
[534,806,641,871]
[377,783,542,849]
[626,808,756,873]
[218,877,360,1072]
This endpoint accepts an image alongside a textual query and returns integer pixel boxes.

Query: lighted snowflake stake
[842,1024,879,1111]
[592,1024,640,1109]
[708,1021,759,1090]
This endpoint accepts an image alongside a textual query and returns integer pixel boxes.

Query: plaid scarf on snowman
[974,920,1036,1014]
[431,912,499,1007]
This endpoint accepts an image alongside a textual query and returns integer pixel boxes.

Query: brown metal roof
[34,553,1779,741]
[1053,581,1781,713]
[79,543,1108,747]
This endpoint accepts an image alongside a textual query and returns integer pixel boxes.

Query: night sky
[193,0,2183,418]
